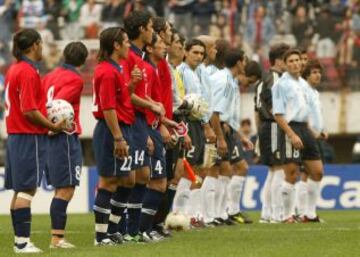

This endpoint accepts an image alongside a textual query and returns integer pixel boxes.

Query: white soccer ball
[183,94,209,120]
[165,212,191,231]
[46,99,74,130]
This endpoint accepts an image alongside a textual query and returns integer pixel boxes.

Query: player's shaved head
[197,35,217,63]
[197,35,216,46]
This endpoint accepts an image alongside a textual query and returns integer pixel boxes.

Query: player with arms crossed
[43,41,88,248]
[272,49,324,223]
[4,29,64,253]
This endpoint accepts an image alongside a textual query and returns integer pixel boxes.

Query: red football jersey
[4,60,47,134]
[120,45,149,114]
[157,58,173,120]
[42,65,84,134]
[92,60,134,125]
[143,61,162,127]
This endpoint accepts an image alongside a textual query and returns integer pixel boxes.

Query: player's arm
[103,109,128,158]
[130,93,165,116]
[23,110,65,132]
[210,112,227,156]
[274,114,303,149]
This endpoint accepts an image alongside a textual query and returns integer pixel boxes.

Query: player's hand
[164,119,179,128]
[183,134,192,151]
[290,133,304,149]
[150,102,166,117]
[114,139,129,159]
[320,132,328,140]
[160,124,171,144]
[241,137,254,151]
[217,138,228,157]
[204,125,216,143]
[130,65,142,84]
[147,136,155,156]
[222,123,231,135]
[50,119,67,133]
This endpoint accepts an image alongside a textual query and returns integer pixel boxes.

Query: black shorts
[258,121,285,166]
[216,126,244,165]
[284,122,321,164]
[185,120,205,166]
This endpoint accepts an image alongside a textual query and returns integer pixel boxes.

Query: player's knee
[234,160,248,176]
[98,177,118,192]
[55,187,75,201]
[148,178,167,192]
[135,167,150,184]
[311,170,323,181]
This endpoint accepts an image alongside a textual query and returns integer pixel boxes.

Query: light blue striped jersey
[206,64,219,76]
[177,62,210,122]
[196,63,214,123]
[308,86,324,133]
[211,68,241,131]
[272,72,315,123]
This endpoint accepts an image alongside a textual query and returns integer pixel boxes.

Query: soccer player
[172,39,208,218]
[92,27,142,246]
[122,11,165,242]
[255,43,290,223]
[272,49,324,223]
[4,29,65,253]
[42,41,88,248]
[298,59,327,222]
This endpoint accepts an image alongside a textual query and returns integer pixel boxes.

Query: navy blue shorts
[148,128,166,179]
[132,113,150,169]
[93,120,134,177]
[5,134,47,191]
[46,133,82,188]
[216,127,244,164]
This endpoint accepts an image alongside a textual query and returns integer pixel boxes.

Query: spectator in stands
[192,0,215,36]
[0,0,16,44]
[244,5,275,52]
[79,0,102,38]
[147,0,165,16]
[20,0,46,29]
[0,39,11,67]
[101,0,126,28]
[123,0,156,18]
[43,42,61,72]
[44,0,62,40]
[61,0,84,40]
[36,20,55,56]
[291,5,313,48]
[313,6,337,58]
[352,136,360,163]
[240,118,258,165]
[168,0,195,38]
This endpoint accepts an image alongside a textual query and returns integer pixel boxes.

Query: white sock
[281,181,295,220]
[201,176,217,223]
[185,189,202,219]
[227,175,246,216]
[260,170,274,220]
[271,169,285,221]
[214,177,221,218]
[296,180,308,217]
[307,178,321,219]
[217,175,230,220]
[172,177,192,214]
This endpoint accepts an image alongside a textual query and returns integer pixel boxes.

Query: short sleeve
[99,73,117,110]
[271,82,286,115]
[20,73,41,113]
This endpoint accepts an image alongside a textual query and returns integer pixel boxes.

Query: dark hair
[214,39,230,69]
[283,48,301,62]
[244,61,262,80]
[224,48,245,68]
[153,17,167,34]
[298,46,307,55]
[302,59,323,79]
[124,10,152,40]
[185,38,205,52]
[145,32,160,54]
[98,27,126,62]
[269,43,290,66]
[12,29,41,61]
[64,42,88,67]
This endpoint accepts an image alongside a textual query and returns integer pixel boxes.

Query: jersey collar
[108,59,122,72]
[62,63,80,75]
[130,43,144,59]
[21,56,40,71]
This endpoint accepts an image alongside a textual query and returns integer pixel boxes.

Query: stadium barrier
[1,165,359,214]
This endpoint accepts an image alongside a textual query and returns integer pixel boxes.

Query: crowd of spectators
[0,0,359,91]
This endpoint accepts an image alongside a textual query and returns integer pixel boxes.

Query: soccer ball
[183,94,209,120]
[165,212,191,231]
[46,99,74,130]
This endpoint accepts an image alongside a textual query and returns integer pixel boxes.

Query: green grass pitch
[0,211,359,257]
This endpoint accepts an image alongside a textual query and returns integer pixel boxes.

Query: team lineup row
[3,9,326,254]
